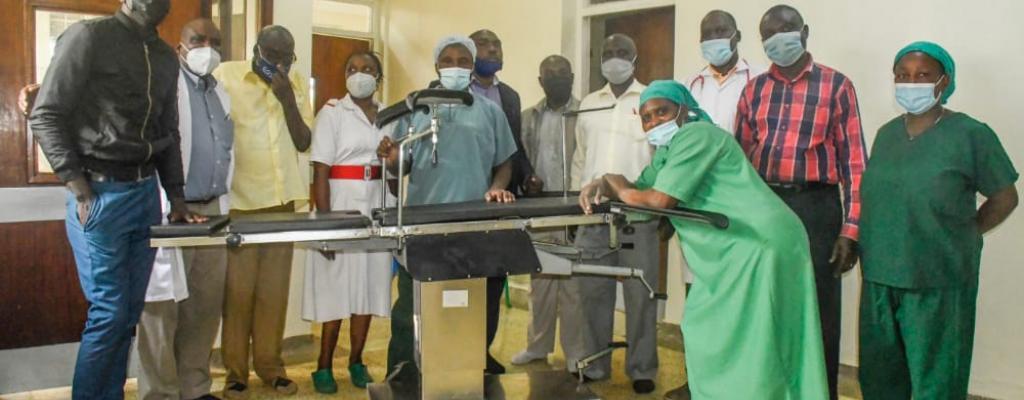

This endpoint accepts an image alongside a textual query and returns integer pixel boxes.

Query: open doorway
[587,6,675,93]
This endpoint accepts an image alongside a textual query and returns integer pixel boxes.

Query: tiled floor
[2,299,862,400]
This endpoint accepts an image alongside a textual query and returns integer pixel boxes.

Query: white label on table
[442,290,469,308]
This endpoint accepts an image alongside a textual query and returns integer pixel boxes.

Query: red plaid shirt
[734,56,867,239]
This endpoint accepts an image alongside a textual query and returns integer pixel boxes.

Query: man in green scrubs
[579,80,828,399]
[859,42,1019,400]
[376,34,519,382]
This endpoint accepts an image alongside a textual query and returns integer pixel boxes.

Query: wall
[272,0,317,340]
[668,1,1023,398]
[379,0,563,108]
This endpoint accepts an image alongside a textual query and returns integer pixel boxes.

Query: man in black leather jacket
[28,1,203,398]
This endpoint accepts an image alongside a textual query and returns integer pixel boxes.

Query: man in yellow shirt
[211,25,314,399]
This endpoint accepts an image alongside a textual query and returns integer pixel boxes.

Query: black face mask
[542,76,573,106]
[127,0,170,28]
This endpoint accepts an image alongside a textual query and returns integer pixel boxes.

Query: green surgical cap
[639,80,711,122]
[894,41,956,104]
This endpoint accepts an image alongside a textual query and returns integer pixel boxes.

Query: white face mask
[346,72,378,99]
[601,57,636,85]
[182,45,221,77]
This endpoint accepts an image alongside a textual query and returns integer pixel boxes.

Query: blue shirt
[470,77,503,108]
[182,69,233,201]
[394,93,517,206]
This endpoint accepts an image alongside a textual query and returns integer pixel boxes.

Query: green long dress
[634,121,828,399]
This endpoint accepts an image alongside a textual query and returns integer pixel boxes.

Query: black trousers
[486,276,506,355]
[772,184,843,400]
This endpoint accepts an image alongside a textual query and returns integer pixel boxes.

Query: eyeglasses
[258,46,298,66]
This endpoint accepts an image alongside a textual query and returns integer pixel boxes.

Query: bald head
[539,55,571,75]
[700,10,739,42]
[470,29,502,63]
[255,25,295,68]
[179,18,221,50]
[760,5,806,40]
[602,33,637,61]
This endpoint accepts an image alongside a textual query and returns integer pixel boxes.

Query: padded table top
[151,215,231,238]
[228,211,371,234]
[373,196,610,226]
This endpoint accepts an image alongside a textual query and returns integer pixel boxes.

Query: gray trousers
[525,273,586,371]
[574,221,660,381]
[137,201,227,400]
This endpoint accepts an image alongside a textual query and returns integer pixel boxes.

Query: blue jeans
[66,177,160,400]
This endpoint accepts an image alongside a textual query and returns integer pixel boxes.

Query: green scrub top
[394,93,517,206]
[635,121,828,399]
[860,112,1018,289]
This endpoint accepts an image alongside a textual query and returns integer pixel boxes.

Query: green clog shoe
[348,363,375,389]
[311,368,338,394]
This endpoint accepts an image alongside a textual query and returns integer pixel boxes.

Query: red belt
[330,165,382,180]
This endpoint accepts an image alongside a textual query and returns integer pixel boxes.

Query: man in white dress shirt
[571,33,659,395]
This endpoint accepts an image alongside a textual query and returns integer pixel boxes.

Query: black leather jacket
[30,11,184,199]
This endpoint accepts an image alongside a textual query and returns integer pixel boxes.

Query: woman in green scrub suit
[579,80,828,399]
[858,41,1019,400]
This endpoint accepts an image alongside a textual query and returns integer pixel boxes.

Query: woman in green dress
[579,80,828,399]
[858,42,1019,400]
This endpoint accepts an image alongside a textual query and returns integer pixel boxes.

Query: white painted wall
[671,1,1023,398]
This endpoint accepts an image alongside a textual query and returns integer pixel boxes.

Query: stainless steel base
[367,370,601,400]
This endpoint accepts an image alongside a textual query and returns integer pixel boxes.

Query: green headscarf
[894,41,956,104]
[639,80,712,122]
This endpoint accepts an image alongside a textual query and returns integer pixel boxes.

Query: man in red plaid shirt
[734,6,867,400]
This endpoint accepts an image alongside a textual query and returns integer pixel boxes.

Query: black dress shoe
[190,395,222,400]
[485,353,506,375]
[633,379,656,394]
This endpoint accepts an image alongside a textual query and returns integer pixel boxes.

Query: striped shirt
[734,56,867,239]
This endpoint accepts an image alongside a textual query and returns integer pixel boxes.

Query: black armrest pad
[373,197,609,226]
[229,211,371,234]
[610,202,730,229]
[151,215,230,238]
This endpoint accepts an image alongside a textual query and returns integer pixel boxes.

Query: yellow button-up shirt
[213,61,314,211]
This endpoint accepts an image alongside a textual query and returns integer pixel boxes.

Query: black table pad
[151,215,231,238]
[373,196,609,226]
[404,230,541,281]
[229,211,371,234]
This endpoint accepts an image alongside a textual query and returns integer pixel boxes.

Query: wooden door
[605,7,675,85]
[0,0,204,351]
[311,34,371,112]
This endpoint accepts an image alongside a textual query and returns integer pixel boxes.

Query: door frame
[311,0,385,101]
[571,0,675,97]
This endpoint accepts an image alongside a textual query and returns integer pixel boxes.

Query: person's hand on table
[485,189,516,203]
[168,198,209,224]
[524,175,545,196]
[579,179,606,214]
[830,236,859,277]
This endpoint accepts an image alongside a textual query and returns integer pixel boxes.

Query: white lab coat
[144,71,233,303]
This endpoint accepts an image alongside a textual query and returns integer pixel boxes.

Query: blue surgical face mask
[763,30,805,67]
[474,58,503,78]
[646,110,682,147]
[895,76,945,115]
[439,67,472,90]
[700,34,736,67]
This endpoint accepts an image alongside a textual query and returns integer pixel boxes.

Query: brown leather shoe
[663,384,692,400]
